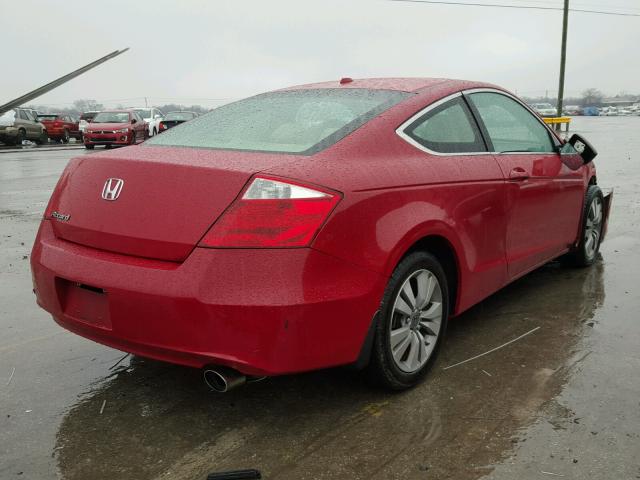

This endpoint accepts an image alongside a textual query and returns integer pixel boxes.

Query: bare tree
[73,99,104,112]
[581,88,604,107]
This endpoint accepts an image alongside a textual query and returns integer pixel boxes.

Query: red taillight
[159,122,166,131]
[199,176,341,248]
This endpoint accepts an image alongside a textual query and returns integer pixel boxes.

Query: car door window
[468,92,555,153]
[18,110,29,121]
[403,97,486,154]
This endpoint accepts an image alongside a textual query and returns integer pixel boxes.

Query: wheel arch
[385,226,464,316]
[404,235,460,316]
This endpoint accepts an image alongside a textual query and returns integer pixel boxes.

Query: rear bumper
[30,221,385,376]
[0,126,19,139]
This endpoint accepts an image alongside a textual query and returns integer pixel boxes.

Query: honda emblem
[102,178,124,201]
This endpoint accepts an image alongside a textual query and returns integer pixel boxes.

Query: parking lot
[1,116,639,479]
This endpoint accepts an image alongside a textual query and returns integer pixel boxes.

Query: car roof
[279,77,494,93]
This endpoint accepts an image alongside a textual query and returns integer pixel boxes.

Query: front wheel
[34,132,48,145]
[567,185,604,267]
[62,129,70,143]
[367,251,449,390]
[130,131,137,145]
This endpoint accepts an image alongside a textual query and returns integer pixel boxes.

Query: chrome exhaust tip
[203,366,246,393]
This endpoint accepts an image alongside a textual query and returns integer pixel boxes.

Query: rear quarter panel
[267,83,510,314]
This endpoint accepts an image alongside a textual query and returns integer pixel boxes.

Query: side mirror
[131,118,137,124]
[567,133,597,164]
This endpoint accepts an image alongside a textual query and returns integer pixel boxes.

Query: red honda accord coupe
[31,78,612,391]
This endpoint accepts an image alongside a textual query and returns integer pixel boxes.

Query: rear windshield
[38,114,59,119]
[80,112,97,120]
[165,112,196,121]
[145,89,411,155]
[135,109,152,118]
[92,112,130,123]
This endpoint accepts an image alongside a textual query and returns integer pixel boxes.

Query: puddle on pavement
[54,259,605,480]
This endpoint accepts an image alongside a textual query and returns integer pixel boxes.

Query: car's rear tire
[152,127,157,136]
[366,251,449,390]
[84,144,94,150]
[566,185,604,267]
[13,129,26,146]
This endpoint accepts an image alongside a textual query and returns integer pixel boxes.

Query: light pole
[556,0,570,125]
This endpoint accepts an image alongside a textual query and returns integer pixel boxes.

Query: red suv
[83,110,147,149]
[37,114,81,143]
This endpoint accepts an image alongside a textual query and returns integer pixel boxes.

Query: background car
[83,109,147,149]
[158,111,198,132]
[530,102,558,117]
[32,78,611,392]
[133,107,164,137]
[78,111,99,135]
[37,114,81,143]
[0,108,48,145]
[563,105,582,116]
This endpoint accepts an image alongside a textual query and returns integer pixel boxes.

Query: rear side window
[468,92,555,153]
[145,89,411,155]
[403,97,486,153]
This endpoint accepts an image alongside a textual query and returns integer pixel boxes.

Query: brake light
[159,122,166,131]
[199,176,341,248]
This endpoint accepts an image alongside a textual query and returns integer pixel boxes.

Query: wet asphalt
[1,117,639,480]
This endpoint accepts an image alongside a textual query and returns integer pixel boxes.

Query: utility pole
[556,0,570,126]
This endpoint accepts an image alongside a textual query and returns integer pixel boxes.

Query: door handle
[509,167,529,181]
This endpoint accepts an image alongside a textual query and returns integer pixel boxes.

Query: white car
[601,107,618,116]
[133,107,165,137]
[78,111,99,135]
[530,103,557,117]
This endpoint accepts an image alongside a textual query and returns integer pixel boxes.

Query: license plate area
[56,277,112,330]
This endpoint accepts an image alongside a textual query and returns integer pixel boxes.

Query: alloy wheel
[585,196,603,259]
[389,269,443,373]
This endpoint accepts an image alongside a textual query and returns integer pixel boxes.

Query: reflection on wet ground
[55,260,607,480]
[1,117,639,479]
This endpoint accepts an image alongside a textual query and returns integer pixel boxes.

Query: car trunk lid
[46,146,297,261]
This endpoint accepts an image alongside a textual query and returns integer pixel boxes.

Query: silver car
[0,108,48,145]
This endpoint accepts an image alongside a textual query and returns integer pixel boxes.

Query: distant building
[601,97,638,107]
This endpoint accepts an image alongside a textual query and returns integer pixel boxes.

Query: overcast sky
[3,0,640,108]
